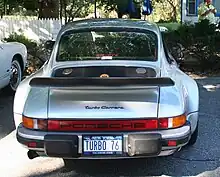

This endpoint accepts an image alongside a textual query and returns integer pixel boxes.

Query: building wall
[182,0,198,23]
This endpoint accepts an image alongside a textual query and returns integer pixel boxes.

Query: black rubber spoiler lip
[29,77,175,87]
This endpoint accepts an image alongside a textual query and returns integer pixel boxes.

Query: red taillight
[48,119,158,131]
[48,120,60,130]
[159,118,168,128]
[168,140,177,146]
[145,119,158,129]
[159,115,186,129]
[27,142,37,148]
[22,114,186,132]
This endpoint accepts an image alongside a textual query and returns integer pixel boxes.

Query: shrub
[3,30,37,49]
[163,20,220,72]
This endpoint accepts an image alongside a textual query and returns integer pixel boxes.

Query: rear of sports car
[14,21,192,160]
[17,83,191,159]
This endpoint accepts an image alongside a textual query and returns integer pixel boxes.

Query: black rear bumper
[17,130,190,159]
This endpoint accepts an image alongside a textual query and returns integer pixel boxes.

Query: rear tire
[188,123,198,146]
[3,57,22,95]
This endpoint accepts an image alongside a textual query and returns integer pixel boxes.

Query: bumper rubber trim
[44,134,79,158]
[16,132,44,148]
[127,134,162,156]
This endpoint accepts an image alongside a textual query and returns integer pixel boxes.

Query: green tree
[0,0,38,16]
[154,0,180,22]
[60,0,93,23]
[99,0,142,18]
[38,0,59,19]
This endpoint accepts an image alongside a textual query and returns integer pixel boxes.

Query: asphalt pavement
[0,92,15,139]
[0,76,220,177]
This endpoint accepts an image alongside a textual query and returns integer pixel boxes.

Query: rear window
[56,29,158,62]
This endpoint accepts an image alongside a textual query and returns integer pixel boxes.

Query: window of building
[187,0,197,15]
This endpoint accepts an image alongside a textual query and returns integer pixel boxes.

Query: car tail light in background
[22,114,186,131]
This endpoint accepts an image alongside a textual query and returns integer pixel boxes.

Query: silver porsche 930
[13,18,199,163]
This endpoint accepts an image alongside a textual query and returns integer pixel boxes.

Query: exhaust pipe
[27,150,39,159]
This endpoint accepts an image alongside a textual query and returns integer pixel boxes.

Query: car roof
[59,18,160,34]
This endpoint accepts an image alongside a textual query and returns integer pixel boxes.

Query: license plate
[83,135,123,155]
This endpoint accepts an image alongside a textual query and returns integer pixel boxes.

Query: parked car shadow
[27,152,220,177]
[0,90,15,140]
[26,77,220,177]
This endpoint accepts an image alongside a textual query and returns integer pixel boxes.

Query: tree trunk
[117,11,123,18]
[94,0,97,18]
[60,0,63,22]
[38,0,59,19]
[167,0,178,22]
[3,0,6,15]
[63,0,67,24]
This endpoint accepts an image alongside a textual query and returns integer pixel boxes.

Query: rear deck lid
[29,76,174,119]
[47,87,159,119]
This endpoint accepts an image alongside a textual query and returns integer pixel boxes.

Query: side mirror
[44,40,55,50]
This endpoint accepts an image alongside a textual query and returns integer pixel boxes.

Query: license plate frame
[82,135,123,155]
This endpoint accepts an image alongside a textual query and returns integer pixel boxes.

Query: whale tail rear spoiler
[29,77,175,88]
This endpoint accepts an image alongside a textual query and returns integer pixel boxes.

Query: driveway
[0,92,15,139]
[0,76,220,177]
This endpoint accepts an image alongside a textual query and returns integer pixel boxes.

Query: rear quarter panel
[158,29,199,117]
[13,66,46,127]
[159,57,199,132]
[173,68,199,133]
[175,69,199,115]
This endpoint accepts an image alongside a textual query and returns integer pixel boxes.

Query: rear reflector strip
[22,115,186,131]
[27,142,37,148]
[48,119,158,131]
[168,140,177,146]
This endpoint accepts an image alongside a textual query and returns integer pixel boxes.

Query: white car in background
[0,41,27,93]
